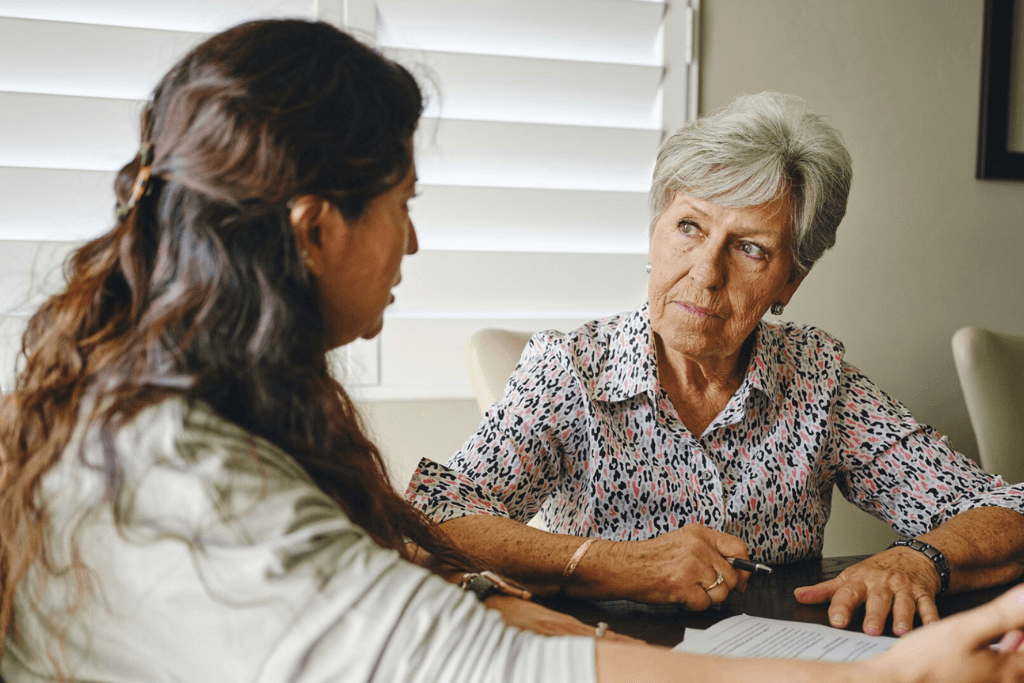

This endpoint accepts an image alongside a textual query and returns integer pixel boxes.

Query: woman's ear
[779,272,806,305]
[289,195,335,277]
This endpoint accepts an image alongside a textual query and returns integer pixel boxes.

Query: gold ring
[594,621,609,638]
[705,572,725,591]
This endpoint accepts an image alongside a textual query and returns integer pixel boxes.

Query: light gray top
[1,397,595,683]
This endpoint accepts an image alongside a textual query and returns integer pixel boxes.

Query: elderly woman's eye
[739,242,767,259]
[677,220,700,236]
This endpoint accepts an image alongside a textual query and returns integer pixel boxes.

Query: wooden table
[539,555,1019,647]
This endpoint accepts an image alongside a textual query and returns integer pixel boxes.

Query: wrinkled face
[647,192,803,368]
[316,165,419,348]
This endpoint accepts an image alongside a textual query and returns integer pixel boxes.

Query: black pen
[726,556,773,574]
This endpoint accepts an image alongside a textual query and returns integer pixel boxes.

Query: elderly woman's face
[648,192,803,368]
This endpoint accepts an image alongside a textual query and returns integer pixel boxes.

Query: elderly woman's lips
[675,302,715,319]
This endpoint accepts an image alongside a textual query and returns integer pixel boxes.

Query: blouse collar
[590,302,786,404]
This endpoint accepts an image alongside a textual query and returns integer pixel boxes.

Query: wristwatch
[888,538,951,594]
[459,570,532,601]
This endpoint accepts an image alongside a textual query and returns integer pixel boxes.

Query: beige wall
[361,0,1024,555]
[701,0,1024,455]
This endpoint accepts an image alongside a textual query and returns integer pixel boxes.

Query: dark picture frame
[977,0,1024,179]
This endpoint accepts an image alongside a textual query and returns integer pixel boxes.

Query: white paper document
[673,614,897,662]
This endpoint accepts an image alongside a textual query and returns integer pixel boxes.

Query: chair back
[952,326,1024,483]
[465,329,534,415]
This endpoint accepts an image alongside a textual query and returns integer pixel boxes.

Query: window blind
[0,0,699,397]
[369,0,698,399]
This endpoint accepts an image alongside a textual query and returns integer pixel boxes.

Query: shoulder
[84,397,344,543]
[528,311,629,354]
[748,320,851,399]
[522,307,644,381]
[759,320,846,368]
[113,397,312,489]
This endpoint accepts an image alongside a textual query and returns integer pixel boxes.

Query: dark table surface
[538,555,1019,647]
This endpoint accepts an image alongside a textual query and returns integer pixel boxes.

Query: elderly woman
[407,91,1024,637]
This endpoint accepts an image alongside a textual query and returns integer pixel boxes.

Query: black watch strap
[458,571,532,602]
[888,538,951,594]
[460,573,500,601]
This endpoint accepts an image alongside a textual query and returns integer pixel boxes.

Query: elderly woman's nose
[688,244,726,288]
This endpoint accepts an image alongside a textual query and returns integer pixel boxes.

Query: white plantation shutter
[0,0,699,396]
[368,0,698,399]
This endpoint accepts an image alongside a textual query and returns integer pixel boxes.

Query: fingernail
[894,624,908,636]
[997,630,1024,652]
[864,625,880,636]
[830,615,844,626]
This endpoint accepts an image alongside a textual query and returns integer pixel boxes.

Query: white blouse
[1,398,595,683]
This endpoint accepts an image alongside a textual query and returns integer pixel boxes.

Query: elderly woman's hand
[591,525,751,609]
[793,547,941,636]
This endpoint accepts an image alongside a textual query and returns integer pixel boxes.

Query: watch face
[465,575,498,601]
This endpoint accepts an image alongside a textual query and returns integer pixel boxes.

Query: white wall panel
[378,0,664,65]
[395,49,662,129]
[0,92,142,171]
[411,185,649,254]
[0,18,204,99]
[415,118,660,191]
[389,251,648,317]
[0,168,116,241]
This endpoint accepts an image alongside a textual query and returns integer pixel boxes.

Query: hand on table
[794,547,941,636]
[483,595,638,642]
[862,583,1024,683]
[600,525,750,609]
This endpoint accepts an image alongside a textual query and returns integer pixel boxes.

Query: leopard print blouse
[405,304,1023,563]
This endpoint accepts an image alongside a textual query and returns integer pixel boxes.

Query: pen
[726,556,773,574]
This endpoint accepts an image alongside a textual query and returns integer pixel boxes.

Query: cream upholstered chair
[952,326,1024,484]
[465,328,534,415]
[465,328,544,528]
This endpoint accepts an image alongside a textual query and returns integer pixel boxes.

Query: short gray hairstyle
[649,91,852,274]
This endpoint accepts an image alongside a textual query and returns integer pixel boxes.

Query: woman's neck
[654,334,754,437]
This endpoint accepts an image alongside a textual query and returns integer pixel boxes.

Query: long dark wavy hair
[0,19,472,642]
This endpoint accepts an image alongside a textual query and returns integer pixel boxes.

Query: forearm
[439,514,599,596]
[438,515,749,605]
[918,506,1024,593]
[595,642,871,683]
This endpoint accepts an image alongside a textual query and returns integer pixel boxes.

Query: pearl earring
[301,250,314,268]
[645,262,652,274]
[770,302,785,315]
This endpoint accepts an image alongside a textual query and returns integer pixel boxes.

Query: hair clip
[116,142,155,221]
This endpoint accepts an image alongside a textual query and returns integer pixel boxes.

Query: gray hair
[649,91,852,274]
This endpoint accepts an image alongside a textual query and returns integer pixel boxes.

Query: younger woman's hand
[861,583,1024,683]
[483,595,639,642]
